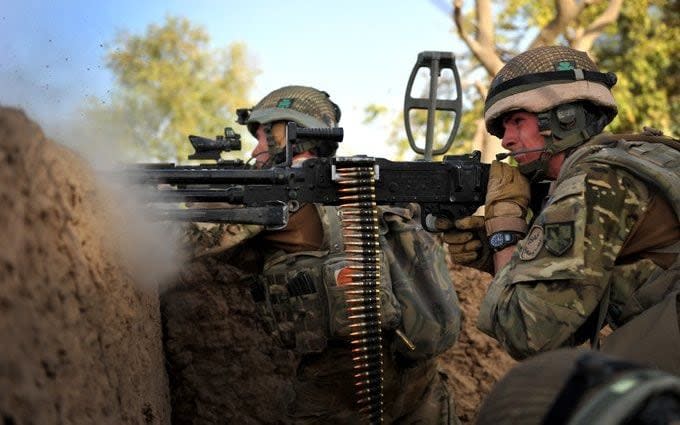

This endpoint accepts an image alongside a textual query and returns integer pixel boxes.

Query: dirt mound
[0,107,170,424]
[0,106,515,424]
[162,252,299,424]
[162,229,515,424]
[440,265,516,423]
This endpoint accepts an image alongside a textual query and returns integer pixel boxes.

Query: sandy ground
[1,106,515,424]
[0,107,170,424]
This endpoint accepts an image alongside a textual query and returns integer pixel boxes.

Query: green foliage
[88,16,258,161]
[367,1,678,155]
[593,0,678,136]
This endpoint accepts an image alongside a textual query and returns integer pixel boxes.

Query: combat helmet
[484,46,618,178]
[237,85,341,163]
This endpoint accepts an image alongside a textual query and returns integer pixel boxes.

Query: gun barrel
[151,206,288,227]
[124,167,288,185]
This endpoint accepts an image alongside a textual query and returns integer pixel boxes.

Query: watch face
[489,232,506,249]
[489,232,518,250]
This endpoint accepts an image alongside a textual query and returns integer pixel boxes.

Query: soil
[0,107,170,424]
[0,107,516,424]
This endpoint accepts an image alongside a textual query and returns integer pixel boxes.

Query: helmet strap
[519,103,602,180]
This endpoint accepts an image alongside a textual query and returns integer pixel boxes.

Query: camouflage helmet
[484,46,618,138]
[243,85,341,138]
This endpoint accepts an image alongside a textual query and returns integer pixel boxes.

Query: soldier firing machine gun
[124,52,485,425]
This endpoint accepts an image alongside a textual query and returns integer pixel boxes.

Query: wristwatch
[488,232,522,252]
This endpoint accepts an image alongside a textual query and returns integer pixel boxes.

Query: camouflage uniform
[477,46,680,373]
[251,204,461,424]
[230,86,462,423]
[478,135,680,369]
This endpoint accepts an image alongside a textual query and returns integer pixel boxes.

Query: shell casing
[349,328,381,337]
[343,225,379,234]
[344,287,380,295]
[338,186,375,194]
[341,209,378,217]
[343,217,379,225]
[346,256,379,264]
[339,194,376,202]
[342,232,378,240]
[335,170,375,179]
[348,320,381,329]
[336,178,375,186]
[351,344,383,354]
[341,281,380,288]
[346,248,379,256]
[339,201,377,209]
[344,240,380,247]
[347,311,381,321]
[352,353,382,363]
[350,336,382,346]
[341,272,380,280]
[345,296,380,305]
[335,166,372,173]
[395,329,417,351]
[354,369,383,380]
[347,264,380,271]
[347,304,380,313]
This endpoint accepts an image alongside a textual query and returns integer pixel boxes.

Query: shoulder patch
[519,225,544,261]
[544,221,575,256]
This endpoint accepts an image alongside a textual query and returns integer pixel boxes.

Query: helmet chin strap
[511,103,600,181]
[495,146,551,181]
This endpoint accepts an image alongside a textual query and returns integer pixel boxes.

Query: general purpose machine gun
[125,52,486,232]
[125,121,488,230]
[124,51,481,425]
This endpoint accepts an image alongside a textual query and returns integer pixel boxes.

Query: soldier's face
[251,122,286,168]
[500,111,545,165]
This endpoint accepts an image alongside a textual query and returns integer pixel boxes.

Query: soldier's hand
[485,161,530,236]
[435,215,493,272]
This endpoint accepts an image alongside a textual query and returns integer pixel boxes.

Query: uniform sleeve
[477,164,651,359]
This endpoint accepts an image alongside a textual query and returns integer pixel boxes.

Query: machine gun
[123,51,481,425]
[125,52,485,231]
[126,120,487,230]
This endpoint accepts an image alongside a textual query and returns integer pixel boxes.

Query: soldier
[442,46,680,373]
[218,85,463,423]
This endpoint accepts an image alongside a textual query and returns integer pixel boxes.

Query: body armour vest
[558,133,680,373]
[249,204,461,360]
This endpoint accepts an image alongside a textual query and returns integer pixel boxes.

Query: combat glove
[435,215,493,273]
[485,160,530,238]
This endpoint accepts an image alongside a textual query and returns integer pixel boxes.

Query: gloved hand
[485,161,531,236]
[435,215,493,273]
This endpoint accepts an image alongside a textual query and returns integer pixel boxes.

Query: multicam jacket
[255,203,461,359]
[478,135,680,363]
[252,203,462,423]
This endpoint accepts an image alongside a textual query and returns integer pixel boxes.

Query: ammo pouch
[249,219,401,355]
[380,205,462,361]
[248,204,461,360]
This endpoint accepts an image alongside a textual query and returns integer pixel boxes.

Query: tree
[451,0,625,161]
[592,0,679,135]
[87,16,257,161]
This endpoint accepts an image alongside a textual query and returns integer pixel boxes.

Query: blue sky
[1,0,465,157]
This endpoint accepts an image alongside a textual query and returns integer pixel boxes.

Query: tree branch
[529,0,585,48]
[453,0,504,75]
[572,0,624,51]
